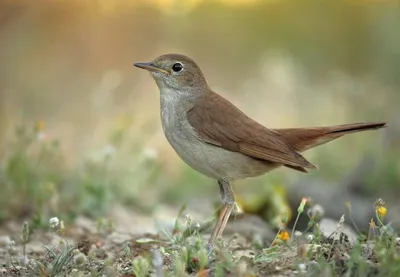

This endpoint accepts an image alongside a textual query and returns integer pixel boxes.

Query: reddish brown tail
[274,122,387,153]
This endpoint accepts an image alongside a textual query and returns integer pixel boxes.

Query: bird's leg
[208,179,235,245]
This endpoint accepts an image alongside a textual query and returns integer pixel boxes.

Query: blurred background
[0,0,399,234]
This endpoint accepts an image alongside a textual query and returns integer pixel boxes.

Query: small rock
[107,232,131,245]
[232,249,257,262]
[227,233,249,250]
[26,241,45,254]
[89,247,108,259]
[319,218,357,245]
[49,235,75,248]
[224,214,275,242]
[19,255,29,266]
[103,266,119,277]
[361,243,374,258]
[74,216,97,235]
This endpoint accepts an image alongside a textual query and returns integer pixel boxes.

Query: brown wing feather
[187,91,316,169]
[274,122,386,152]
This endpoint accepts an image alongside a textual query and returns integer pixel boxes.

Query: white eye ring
[172,62,183,72]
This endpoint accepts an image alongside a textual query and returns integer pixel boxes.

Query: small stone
[319,218,357,245]
[232,249,256,261]
[152,249,163,268]
[103,266,118,277]
[108,232,130,245]
[90,248,108,259]
[224,214,275,242]
[19,255,29,266]
[26,241,45,254]
[362,243,374,258]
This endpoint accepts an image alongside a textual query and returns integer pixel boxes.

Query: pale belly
[162,118,275,181]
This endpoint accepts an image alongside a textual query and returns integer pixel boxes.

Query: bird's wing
[186,91,316,170]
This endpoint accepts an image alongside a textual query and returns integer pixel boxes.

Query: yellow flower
[377,206,387,218]
[277,230,290,241]
[374,198,387,218]
[35,120,45,132]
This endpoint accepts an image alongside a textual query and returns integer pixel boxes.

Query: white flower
[36,132,49,141]
[0,236,11,248]
[142,148,158,160]
[298,263,306,272]
[102,144,116,159]
[8,240,15,250]
[294,231,302,238]
[306,234,314,242]
[185,214,192,225]
[195,222,200,229]
[49,217,60,229]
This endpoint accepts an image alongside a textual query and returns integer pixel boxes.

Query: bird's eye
[172,62,183,72]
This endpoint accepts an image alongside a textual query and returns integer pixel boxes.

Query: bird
[134,53,386,245]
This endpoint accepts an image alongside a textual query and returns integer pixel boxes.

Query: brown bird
[134,53,386,245]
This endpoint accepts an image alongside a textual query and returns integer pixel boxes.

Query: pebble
[107,232,131,245]
[319,218,357,245]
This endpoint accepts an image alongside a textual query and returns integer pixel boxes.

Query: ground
[1,202,399,277]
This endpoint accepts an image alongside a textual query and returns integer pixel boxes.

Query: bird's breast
[160,101,274,180]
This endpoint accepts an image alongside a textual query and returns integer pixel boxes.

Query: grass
[0,121,399,276]
[0,120,165,225]
[0,198,399,276]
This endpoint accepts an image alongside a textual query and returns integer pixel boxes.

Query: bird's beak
[133,61,170,75]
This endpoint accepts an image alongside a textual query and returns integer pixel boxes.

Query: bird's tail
[274,122,387,152]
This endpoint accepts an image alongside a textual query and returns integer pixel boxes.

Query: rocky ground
[1,202,397,277]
